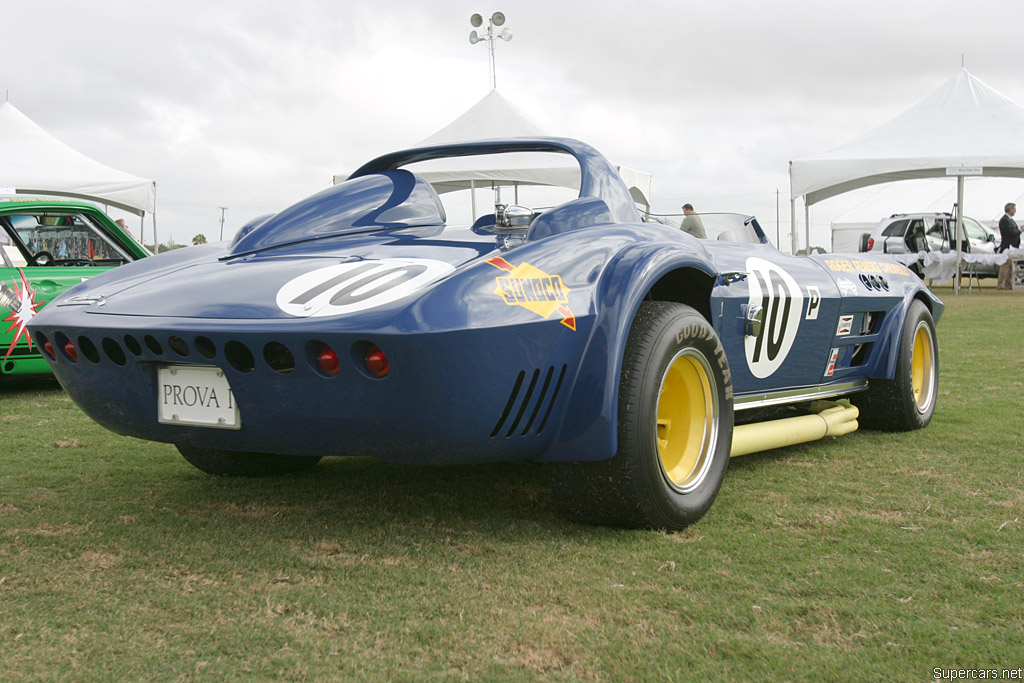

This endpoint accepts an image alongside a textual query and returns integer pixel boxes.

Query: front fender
[542,239,717,462]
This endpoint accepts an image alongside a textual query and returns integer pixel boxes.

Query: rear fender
[542,243,716,462]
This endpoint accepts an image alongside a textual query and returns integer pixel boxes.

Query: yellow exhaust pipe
[730,400,859,458]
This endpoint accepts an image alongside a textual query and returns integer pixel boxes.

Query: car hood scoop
[227,170,447,256]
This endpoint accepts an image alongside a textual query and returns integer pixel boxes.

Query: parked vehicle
[1,196,148,378]
[860,212,999,277]
[29,138,942,529]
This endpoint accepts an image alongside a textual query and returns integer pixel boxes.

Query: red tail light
[364,345,389,378]
[866,237,874,251]
[64,340,78,362]
[44,340,55,359]
[317,346,340,376]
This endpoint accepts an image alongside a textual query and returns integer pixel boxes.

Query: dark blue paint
[29,137,942,466]
[230,170,446,256]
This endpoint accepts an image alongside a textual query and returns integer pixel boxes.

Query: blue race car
[28,138,941,529]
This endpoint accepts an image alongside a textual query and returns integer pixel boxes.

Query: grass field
[2,287,1022,681]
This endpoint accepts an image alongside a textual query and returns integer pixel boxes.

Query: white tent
[334,89,653,213]
[790,69,1024,253]
[0,102,156,216]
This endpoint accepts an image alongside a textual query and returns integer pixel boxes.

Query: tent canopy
[0,101,155,215]
[335,89,653,209]
[790,69,1024,206]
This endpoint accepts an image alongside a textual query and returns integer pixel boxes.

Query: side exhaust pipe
[730,400,859,458]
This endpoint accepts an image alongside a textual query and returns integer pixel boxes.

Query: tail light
[317,346,340,376]
[43,340,55,359]
[64,340,78,362]
[866,237,874,251]
[364,345,389,378]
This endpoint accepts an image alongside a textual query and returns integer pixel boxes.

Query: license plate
[157,365,240,429]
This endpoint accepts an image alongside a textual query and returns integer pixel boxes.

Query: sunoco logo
[487,257,576,331]
[275,258,454,317]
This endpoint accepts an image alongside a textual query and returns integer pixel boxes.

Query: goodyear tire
[176,445,321,477]
[547,302,734,529]
[852,299,938,431]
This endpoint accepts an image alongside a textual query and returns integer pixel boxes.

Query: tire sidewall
[896,300,938,429]
[622,303,734,529]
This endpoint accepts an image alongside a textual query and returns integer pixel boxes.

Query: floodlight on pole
[468,11,512,90]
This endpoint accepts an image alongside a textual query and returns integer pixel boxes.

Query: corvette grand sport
[28,138,941,529]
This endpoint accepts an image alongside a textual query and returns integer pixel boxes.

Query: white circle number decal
[276,258,454,317]
[744,257,803,379]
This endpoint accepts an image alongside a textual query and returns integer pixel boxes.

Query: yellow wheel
[910,320,936,414]
[547,302,733,529]
[656,349,720,494]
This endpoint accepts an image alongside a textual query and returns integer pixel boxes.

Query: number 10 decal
[744,257,803,379]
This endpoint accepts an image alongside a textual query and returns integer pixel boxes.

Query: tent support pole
[790,198,797,254]
[470,180,477,222]
[152,184,158,253]
[804,203,810,254]
[955,175,965,295]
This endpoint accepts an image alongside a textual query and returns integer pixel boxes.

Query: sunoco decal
[275,258,454,318]
[744,257,803,379]
[486,257,576,331]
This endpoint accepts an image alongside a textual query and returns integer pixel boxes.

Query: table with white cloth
[886,248,1024,287]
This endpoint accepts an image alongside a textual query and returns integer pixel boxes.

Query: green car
[1,195,149,378]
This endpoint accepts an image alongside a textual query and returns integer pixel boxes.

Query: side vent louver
[490,365,567,438]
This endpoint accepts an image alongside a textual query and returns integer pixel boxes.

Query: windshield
[1,211,133,264]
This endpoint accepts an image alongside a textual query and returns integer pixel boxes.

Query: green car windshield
[1,211,134,266]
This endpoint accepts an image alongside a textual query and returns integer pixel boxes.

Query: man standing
[680,203,707,239]
[997,202,1021,290]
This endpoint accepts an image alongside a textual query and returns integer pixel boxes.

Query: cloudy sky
[4,0,1024,249]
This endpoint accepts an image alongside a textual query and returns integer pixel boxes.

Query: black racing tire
[547,301,734,530]
[851,299,938,431]
[176,445,321,477]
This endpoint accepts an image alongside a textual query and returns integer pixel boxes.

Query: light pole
[469,12,512,90]
[218,207,227,241]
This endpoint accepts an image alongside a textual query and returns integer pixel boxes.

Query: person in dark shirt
[997,202,1020,290]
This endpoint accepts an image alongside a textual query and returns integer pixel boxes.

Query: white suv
[861,212,999,276]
